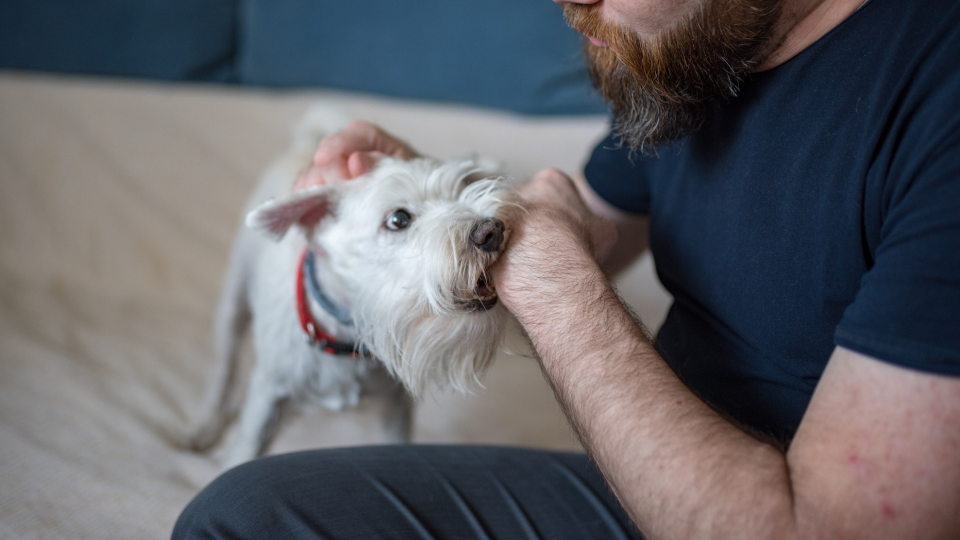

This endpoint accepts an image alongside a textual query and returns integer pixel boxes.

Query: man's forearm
[514,242,798,540]
[498,167,960,539]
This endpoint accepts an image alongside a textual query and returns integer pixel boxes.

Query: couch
[0,2,671,538]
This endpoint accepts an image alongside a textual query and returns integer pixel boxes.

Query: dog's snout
[470,218,505,253]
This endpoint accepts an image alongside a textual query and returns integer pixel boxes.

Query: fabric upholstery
[0,0,237,81]
[0,0,607,114]
[237,0,606,114]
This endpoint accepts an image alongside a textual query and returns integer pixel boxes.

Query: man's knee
[172,452,345,539]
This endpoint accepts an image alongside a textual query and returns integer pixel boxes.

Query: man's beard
[564,0,782,154]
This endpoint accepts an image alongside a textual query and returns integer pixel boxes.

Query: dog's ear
[245,185,337,241]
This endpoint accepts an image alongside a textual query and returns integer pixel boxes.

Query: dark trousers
[173,445,642,540]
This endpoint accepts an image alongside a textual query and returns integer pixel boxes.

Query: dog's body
[187,111,521,468]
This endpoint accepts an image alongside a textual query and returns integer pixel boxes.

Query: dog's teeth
[476,290,497,301]
[472,278,497,301]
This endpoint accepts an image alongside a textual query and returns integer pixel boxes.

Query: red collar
[296,248,363,357]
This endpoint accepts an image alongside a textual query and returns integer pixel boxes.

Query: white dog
[187,111,522,468]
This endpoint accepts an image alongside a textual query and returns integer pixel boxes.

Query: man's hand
[491,169,960,540]
[517,168,619,261]
[491,168,619,316]
[293,121,419,191]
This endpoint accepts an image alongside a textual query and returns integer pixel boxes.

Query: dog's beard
[564,0,782,154]
[350,238,509,398]
[357,303,506,398]
[351,234,507,398]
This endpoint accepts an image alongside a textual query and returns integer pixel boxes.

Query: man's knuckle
[346,119,371,131]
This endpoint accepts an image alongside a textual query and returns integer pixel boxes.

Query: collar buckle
[304,321,317,344]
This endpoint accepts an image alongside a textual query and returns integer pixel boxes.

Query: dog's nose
[470,218,505,253]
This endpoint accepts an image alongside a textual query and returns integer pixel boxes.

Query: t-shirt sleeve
[834,131,960,375]
[583,131,652,214]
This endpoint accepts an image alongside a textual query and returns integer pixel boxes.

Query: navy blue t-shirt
[584,0,960,440]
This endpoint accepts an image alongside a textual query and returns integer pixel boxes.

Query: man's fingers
[293,165,328,193]
[590,216,619,262]
[313,121,416,174]
[346,151,388,178]
[296,122,419,193]
[354,121,417,160]
[525,168,588,209]
[521,167,618,261]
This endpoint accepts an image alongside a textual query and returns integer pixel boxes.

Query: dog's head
[247,157,523,396]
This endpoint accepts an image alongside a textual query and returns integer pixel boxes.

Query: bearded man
[175,0,960,538]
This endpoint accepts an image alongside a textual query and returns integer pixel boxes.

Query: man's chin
[609,98,705,156]
[568,0,783,153]
[585,45,707,154]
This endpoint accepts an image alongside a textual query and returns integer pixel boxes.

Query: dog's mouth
[464,274,498,311]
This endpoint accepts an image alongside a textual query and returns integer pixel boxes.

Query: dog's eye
[385,209,413,231]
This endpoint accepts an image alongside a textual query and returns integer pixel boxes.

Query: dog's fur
[186,110,522,468]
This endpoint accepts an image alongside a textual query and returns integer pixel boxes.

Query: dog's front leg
[223,371,287,469]
[379,384,413,444]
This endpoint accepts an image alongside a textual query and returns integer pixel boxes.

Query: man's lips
[588,35,610,48]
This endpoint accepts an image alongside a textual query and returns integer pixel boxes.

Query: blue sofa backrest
[0,0,607,115]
